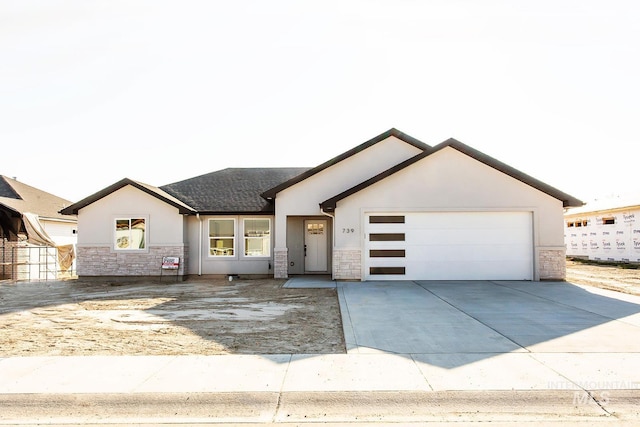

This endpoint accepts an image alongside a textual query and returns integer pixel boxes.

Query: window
[602,217,616,225]
[369,249,405,257]
[369,233,405,241]
[307,222,324,235]
[209,219,235,256]
[369,215,405,224]
[370,267,406,275]
[567,222,575,228]
[115,218,146,250]
[244,218,270,257]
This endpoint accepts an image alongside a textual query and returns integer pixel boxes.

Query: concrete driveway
[338,280,640,389]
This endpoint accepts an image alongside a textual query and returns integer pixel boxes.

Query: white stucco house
[60,129,583,281]
[565,195,640,263]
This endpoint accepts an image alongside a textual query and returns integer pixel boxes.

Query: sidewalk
[2,277,640,423]
[1,353,640,424]
[1,352,640,394]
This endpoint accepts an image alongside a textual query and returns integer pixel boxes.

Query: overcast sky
[1,1,639,204]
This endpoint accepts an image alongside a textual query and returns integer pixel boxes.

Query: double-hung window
[115,218,146,250]
[209,219,235,256]
[244,218,270,257]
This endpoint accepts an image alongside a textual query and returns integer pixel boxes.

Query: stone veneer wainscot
[333,248,361,280]
[77,245,188,277]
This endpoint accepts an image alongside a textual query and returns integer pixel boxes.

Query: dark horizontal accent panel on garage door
[369,215,405,224]
[369,249,405,258]
[370,267,406,275]
[369,233,405,241]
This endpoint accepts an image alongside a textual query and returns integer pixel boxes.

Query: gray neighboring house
[61,129,583,281]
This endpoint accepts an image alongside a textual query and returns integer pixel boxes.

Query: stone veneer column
[538,248,566,280]
[274,248,288,279]
[333,249,362,280]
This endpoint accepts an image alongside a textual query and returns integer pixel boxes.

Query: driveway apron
[338,281,521,354]
[339,280,640,355]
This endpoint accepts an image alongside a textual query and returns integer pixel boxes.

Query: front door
[304,219,328,272]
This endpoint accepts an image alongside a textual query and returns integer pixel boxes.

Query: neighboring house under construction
[0,175,77,280]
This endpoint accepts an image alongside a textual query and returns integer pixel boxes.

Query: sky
[1,1,639,204]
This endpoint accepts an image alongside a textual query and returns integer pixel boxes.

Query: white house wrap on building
[565,196,640,263]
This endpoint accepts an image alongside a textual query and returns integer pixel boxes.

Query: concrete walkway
[2,279,640,423]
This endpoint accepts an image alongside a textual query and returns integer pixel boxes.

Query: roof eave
[59,178,197,215]
[435,139,584,208]
[196,210,275,215]
[320,138,584,210]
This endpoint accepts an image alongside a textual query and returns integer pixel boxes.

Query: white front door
[304,220,328,272]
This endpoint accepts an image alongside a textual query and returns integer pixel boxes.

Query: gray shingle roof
[160,168,310,213]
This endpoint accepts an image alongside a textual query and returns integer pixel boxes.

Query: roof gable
[59,178,197,215]
[261,128,430,199]
[0,175,74,220]
[320,138,584,210]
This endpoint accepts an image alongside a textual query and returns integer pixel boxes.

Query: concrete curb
[2,390,639,424]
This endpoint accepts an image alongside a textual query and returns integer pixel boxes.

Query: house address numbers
[342,228,355,233]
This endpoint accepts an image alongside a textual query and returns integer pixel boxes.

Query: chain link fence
[1,239,75,281]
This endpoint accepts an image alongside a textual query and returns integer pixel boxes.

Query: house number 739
[342,228,355,233]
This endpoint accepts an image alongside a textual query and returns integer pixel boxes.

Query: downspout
[320,207,335,243]
[320,207,335,278]
[197,213,202,276]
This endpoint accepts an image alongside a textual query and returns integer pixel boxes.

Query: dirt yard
[0,278,345,357]
[1,262,638,357]
[566,259,640,296]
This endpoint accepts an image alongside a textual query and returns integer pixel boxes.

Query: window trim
[243,217,271,258]
[113,216,148,252]
[208,218,237,258]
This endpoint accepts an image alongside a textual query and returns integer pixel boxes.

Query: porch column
[274,248,288,279]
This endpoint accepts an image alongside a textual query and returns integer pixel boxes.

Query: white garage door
[365,212,533,280]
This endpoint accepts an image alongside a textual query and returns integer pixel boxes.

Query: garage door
[365,212,533,280]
